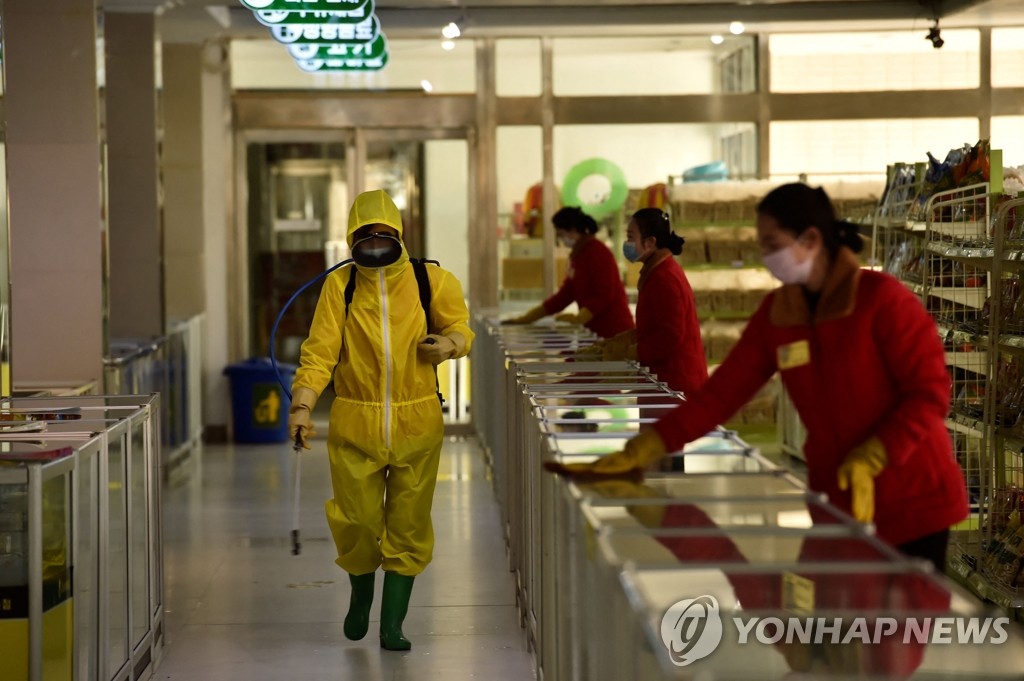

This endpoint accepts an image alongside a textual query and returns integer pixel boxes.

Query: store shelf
[927,287,987,309]
[996,428,1024,454]
[924,241,995,262]
[947,411,987,439]
[903,281,926,296]
[945,351,988,375]
[938,321,985,347]
[908,220,988,238]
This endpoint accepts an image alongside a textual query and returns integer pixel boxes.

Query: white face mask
[762,244,813,285]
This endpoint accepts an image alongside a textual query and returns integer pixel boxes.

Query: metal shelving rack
[872,152,1024,612]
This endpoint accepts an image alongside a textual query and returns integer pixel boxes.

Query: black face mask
[352,234,403,268]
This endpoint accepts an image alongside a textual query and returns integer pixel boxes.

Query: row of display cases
[0,394,163,681]
[471,315,1024,679]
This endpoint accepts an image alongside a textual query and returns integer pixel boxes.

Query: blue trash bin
[224,358,297,444]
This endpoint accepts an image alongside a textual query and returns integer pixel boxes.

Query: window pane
[498,126,543,239]
[991,117,1024,168]
[556,123,726,188]
[770,30,979,92]
[497,39,541,96]
[993,29,1024,87]
[769,119,980,177]
[231,38,475,93]
[553,36,754,96]
[497,126,543,299]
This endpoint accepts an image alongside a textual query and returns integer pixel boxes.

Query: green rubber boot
[343,572,375,641]
[379,572,415,651]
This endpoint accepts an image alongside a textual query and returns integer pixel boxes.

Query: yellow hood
[347,190,404,246]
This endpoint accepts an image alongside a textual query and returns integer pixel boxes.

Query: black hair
[631,208,685,256]
[552,206,599,235]
[755,183,863,256]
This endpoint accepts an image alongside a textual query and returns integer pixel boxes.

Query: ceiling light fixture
[442,40,456,51]
[421,79,434,93]
[442,22,461,39]
[710,34,725,45]
[729,21,745,35]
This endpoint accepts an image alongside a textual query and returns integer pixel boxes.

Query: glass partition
[769,118,980,178]
[497,39,541,96]
[245,141,349,361]
[76,448,100,681]
[992,116,1024,167]
[992,28,1024,88]
[108,431,129,678]
[129,422,149,649]
[553,36,754,96]
[497,126,545,301]
[770,30,980,92]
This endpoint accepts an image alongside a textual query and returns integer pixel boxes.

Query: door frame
[231,126,475,360]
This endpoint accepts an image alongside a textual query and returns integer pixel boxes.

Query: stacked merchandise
[665,180,880,441]
[242,0,389,73]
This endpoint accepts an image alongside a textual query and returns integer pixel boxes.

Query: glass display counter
[0,396,161,681]
[616,560,1024,680]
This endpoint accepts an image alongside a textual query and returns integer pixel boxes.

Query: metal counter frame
[0,394,162,681]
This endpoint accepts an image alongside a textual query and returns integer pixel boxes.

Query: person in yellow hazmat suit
[287,189,474,651]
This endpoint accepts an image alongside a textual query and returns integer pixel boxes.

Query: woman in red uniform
[503,206,634,339]
[599,208,708,396]
[550,183,969,571]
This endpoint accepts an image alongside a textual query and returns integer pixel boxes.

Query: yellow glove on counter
[836,436,888,523]
[544,428,667,478]
[418,332,465,365]
[502,304,547,326]
[288,386,318,450]
[601,330,637,361]
[554,307,594,326]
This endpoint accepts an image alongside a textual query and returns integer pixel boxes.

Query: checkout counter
[0,394,163,681]
[472,313,1024,680]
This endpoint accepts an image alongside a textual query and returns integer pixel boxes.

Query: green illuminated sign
[270,15,380,44]
[293,52,389,72]
[288,34,387,60]
[253,0,373,26]
[242,0,366,10]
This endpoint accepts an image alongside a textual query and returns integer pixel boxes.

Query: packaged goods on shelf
[700,320,745,364]
[670,178,882,224]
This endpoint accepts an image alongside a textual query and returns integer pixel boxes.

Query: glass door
[244,139,350,362]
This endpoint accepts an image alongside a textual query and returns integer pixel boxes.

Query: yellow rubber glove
[601,330,637,361]
[418,332,465,365]
[288,386,318,450]
[836,436,888,523]
[544,428,667,478]
[501,304,547,325]
[554,307,594,326]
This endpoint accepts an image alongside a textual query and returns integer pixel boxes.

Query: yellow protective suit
[292,190,474,576]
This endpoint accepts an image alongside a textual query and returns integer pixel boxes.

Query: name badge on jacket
[777,340,811,370]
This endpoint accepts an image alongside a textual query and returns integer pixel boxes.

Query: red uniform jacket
[636,255,708,395]
[652,248,969,546]
[543,236,635,339]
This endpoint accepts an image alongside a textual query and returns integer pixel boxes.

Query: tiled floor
[156,432,536,681]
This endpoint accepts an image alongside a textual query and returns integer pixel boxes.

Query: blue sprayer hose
[270,258,354,401]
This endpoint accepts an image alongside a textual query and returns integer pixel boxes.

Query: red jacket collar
[769,247,862,326]
[637,249,672,292]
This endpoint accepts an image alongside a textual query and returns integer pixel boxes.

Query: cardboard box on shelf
[501,257,568,289]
